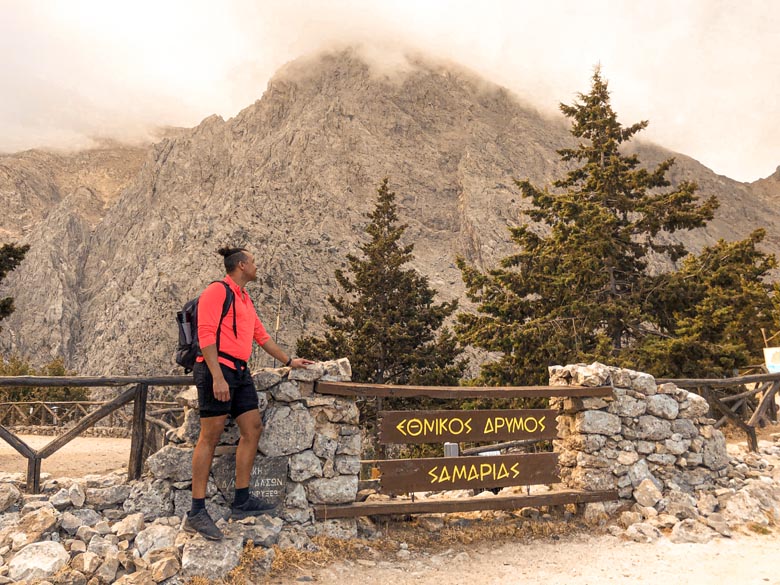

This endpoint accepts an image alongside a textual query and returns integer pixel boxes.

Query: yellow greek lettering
[407,419,422,437]
[428,466,439,483]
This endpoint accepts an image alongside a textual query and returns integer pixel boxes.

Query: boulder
[258,404,316,456]
[181,534,244,579]
[7,541,69,581]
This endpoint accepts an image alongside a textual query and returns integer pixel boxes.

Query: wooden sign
[378,409,557,444]
[377,452,559,495]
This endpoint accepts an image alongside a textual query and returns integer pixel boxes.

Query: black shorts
[193,361,259,419]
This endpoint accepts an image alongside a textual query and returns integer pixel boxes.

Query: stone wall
[550,362,730,507]
[140,358,360,538]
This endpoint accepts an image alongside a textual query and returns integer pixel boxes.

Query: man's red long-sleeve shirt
[196,276,271,369]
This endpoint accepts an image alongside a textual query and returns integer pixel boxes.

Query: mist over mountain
[1,49,778,376]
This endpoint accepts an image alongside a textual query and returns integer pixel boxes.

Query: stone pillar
[144,358,360,538]
[550,362,729,512]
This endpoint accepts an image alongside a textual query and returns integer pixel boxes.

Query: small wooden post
[26,456,41,494]
[128,384,148,480]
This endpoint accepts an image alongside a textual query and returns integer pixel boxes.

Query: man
[184,246,313,540]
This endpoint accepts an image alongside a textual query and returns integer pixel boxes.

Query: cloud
[0,0,778,181]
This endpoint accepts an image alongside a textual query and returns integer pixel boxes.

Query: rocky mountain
[1,49,779,376]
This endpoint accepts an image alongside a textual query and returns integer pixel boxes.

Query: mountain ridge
[1,49,778,375]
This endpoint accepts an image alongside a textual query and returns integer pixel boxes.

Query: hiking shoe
[183,509,223,540]
[231,495,278,519]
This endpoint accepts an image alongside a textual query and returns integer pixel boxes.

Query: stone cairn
[0,359,360,584]
[551,362,780,542]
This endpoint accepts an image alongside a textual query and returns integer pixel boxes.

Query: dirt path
[271,531,780,585]
[0,434,130,477]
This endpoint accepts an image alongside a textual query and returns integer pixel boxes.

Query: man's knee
[237,411,263,440]
[197,416,227,447]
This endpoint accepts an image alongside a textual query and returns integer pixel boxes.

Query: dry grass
[747,523,773,535]
[185,511,590,584]
[267,511,585,580]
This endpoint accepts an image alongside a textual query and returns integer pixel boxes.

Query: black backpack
[175,280,236,373]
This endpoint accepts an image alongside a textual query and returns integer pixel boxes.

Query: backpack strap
[212,280,237,354]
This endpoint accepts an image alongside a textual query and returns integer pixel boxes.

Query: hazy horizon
[1,0,778,182]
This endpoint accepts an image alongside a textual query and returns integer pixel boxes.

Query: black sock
[234,487,249,506]
[188,498,206,517]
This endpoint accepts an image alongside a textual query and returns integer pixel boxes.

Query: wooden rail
[315,381,613,398]
[0,375,192,493]
[656,372,780,452]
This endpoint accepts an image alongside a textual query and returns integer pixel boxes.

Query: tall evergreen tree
[456,68,719,385]
[629,229,779,377]
[0,243,29,332]
[297,178,465,386]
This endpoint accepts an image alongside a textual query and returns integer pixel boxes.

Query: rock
[86,485,132,510]
[624,523,662,543]
[705,513,732,536]
[71,551,102,574]
[6,506,57,550]
[94,554,119,583]
[181,534,243,579]
[123,480,174,521]
[720,491,770,526]
[310,518,358,539]
[87,535,119,558]
[627,459,659,489]
[313,433,338,459]
[145,445,194,482]
[111,512,145,540]
[174,408,201,445]
[336,433,361,456]
[645,394,679,419]
[49,488,72,510]
[271,381,302,402]
[288,363,326,382]
[670,519,716,543]
[671,418,698,439]
[253,370,284,391]
[660,491,698,519]
[633,478,662,507]
[114,570,156,585]
[289,450,323,482]
[70,508,102,527]
[574,411,621,435]
[608,395,646,417]
[150,556,180,582]
[335,455,361,475]
[231,515,284,547]
[679,393,710,418]
[417,515,445,532]
[629,372,657,395]
[702,431,729,470]
[0,484,21,513]
[618,511,642,528]
[67,482,85,508]
[7,541,69,581]
[135,524,178,559]
[305,476,358,504]
[176,387,198,409]
[258,405,316,456]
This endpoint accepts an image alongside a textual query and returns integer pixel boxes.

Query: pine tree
[0,243,29,332]
[628,229,779,377]
[456,68,718,385]
[297,178,465,386]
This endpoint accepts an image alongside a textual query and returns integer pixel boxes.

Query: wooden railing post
[26,456,41,493]
[128,384,148,481]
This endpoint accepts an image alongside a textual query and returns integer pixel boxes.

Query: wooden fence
[0,375,191,493]
[657,371,780,451]
[311,381,619,519]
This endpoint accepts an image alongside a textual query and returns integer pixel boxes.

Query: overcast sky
[1,0,778,182]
